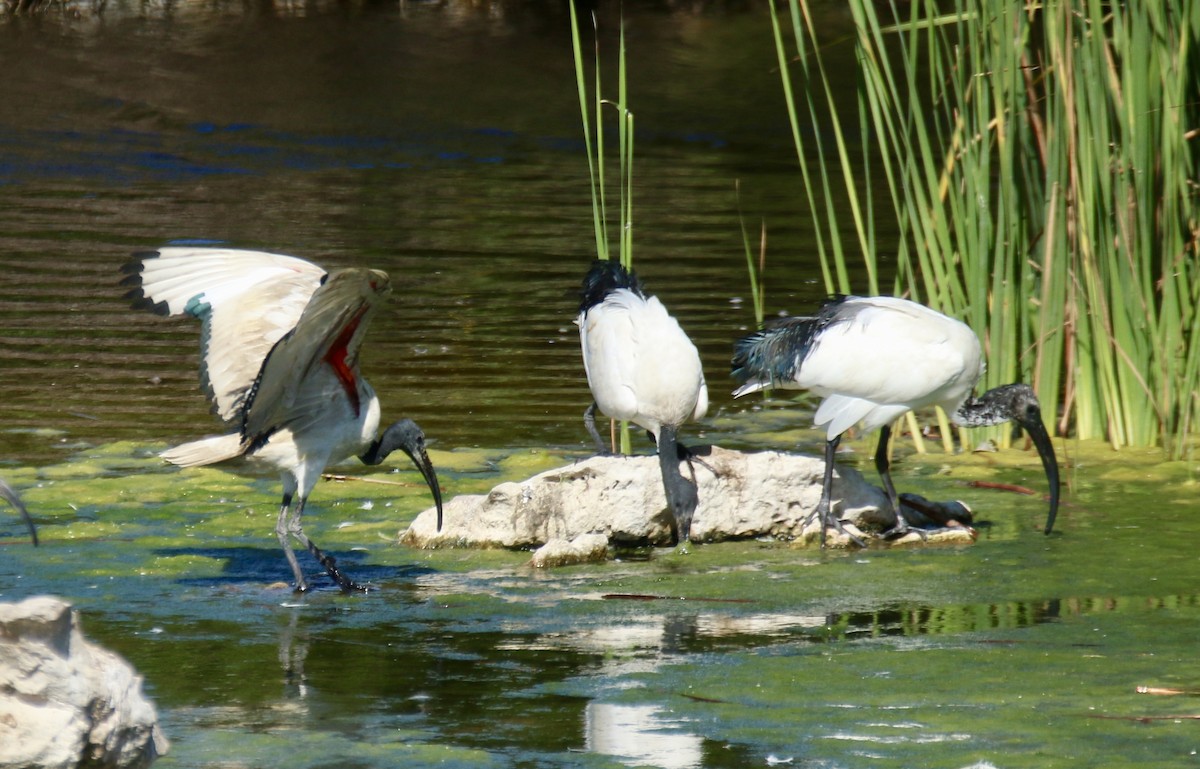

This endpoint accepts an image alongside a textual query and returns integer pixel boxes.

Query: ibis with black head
[123,247,443,591]
[576,260,709,547]
[732,295,1059,545]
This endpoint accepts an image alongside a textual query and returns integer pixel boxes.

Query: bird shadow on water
[152,545,438,590]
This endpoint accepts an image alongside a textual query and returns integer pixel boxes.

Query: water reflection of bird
[732,295,1059,545]
[576,260,708,547]
[1,478,37,546]
[122,247,443,592]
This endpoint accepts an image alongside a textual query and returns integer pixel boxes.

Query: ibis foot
[305,541,368,593]
[802,508,867,549]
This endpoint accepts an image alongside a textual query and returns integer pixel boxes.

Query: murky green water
[3,434,1200,767]
[3,1,1200,767]
[0,0,876,465]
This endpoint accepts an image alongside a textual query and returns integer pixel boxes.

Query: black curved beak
[1018,409,1060,535]
[405,444,444,532]
[1,479,37,547]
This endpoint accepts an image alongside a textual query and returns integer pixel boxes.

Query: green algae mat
[2,437,1199,768]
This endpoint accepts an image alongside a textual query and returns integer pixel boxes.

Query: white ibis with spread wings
[123,247,442,591]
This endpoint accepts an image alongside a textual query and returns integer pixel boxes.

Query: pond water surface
[2,2,1199,768]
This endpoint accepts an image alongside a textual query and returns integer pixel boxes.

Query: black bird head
[955,383,1060,535]
[579,259,646,314]
[361,419,444,531]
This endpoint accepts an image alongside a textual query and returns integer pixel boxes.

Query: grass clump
[772,0,1200,456]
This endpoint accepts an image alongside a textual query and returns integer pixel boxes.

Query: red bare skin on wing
[325,308,367,415]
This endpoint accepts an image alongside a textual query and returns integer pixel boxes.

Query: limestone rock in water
[529,532,611,568]
[0,595,169,769]
[400,446,970,551]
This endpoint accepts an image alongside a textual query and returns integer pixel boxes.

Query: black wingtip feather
[579,259,646,314]
[127,293,172,316]
[120,251,173,315]
[120,250,161,278]
[730,296,853,385]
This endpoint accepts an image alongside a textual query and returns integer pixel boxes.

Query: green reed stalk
[569,0,607,264]
[771,0,879,296]
[570,0,636,453]
[735,182,767,329]
[777,0,1200,456]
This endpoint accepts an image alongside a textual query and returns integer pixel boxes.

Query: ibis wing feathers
[732,295,984,436]
[798,299,982,412]
[813,395,911,440]
[579,297,641,422]
[731,309,844,397]
[160,432,246,468]
[240,268,391,443]
[124,248,325,317]
[579,290,705,434]
[124,248,327,423]
[692,377,710,423]
[633,296,706,424]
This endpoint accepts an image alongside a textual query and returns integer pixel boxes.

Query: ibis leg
[808,437,866,548]
[657,425,699,550]
[275,494,310,592]
[672,440,717,476]
[873,425,913,539]
[0,479,37,547]
[290,499,366,593]
[583,402,612,455]
[278,496,366,593]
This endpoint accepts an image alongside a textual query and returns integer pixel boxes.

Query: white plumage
[579,288,709,439]
[733,295,1058,544]
[124,247,443,591]
[735,296,983,437]
[577,260,708,545]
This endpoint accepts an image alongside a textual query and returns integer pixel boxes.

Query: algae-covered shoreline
[4,437,1200,768]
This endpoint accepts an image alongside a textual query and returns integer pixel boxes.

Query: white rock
[0,596,168,769]
[401,446,904,551]
[529,532,612,568]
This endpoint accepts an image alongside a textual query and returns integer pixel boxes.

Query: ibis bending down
[123,247,443,592]
[731,295,1059,545]
[576,260,709,546]
[0,478,37,546]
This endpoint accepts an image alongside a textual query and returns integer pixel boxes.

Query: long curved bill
[408,446,444,532]
[1,479,38,547]
[1019,410,1060,534]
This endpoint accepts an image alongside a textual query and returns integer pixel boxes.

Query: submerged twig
[1088,713,1200,722]
[601,593,756,604]
[321,474,410,487]
[1137,686,1200,697]
[967,480,1038,496]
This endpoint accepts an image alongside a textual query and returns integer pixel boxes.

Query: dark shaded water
[3,3,1199,769]
[0,0,878,466]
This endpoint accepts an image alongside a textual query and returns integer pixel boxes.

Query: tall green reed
[735,181,768,330]
[774,0,1200,457]
[570,1,636,452]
